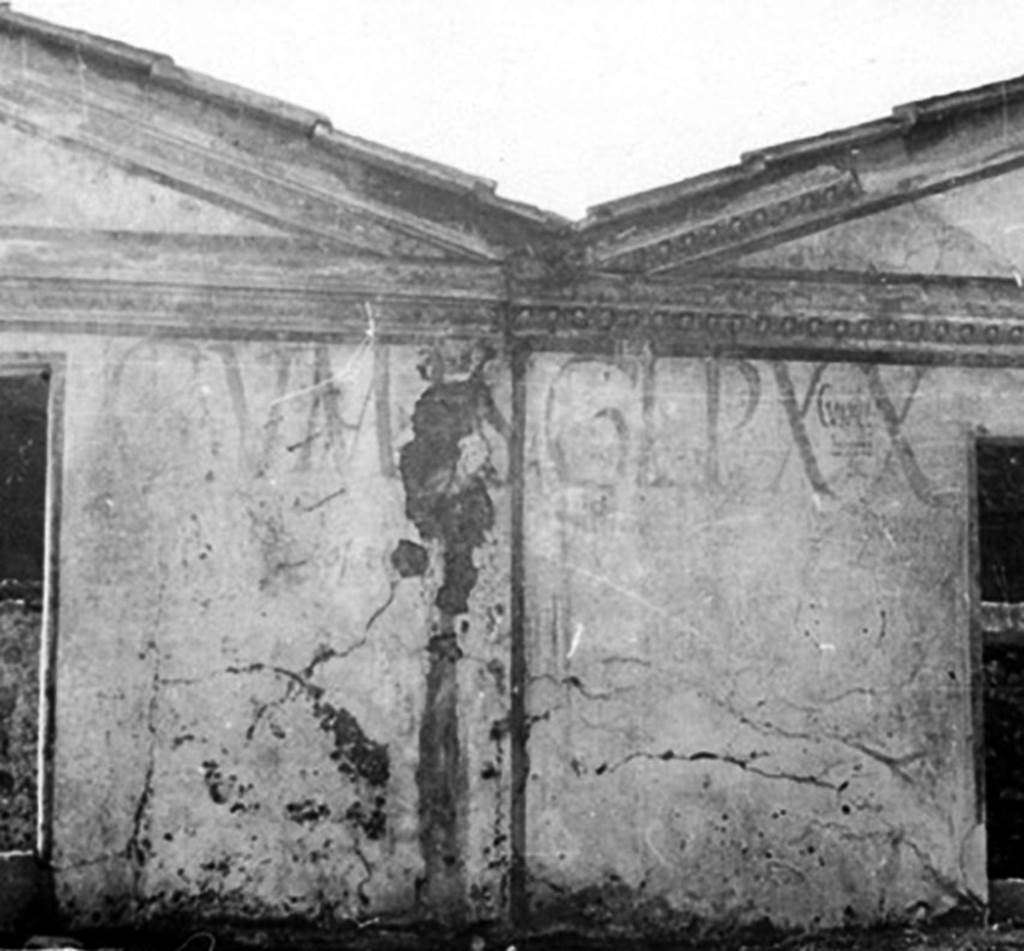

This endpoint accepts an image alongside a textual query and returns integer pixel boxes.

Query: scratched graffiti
[108,338,400,488]
[105,344,943,513]
[704,359,761,487]
[545,357,637,488]
[212,342,379,488]
[100,339,412,592]
[771,363,941,505]
[543,355,943,507]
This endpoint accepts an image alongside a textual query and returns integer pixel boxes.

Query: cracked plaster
[521,354,1016,934]
[4,327,1022,939]
[48,335,511,929]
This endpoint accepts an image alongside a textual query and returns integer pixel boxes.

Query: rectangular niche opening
[0,371,49,854]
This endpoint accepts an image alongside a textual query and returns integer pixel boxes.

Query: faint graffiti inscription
[706,359,761,486]
[544,354,943,506]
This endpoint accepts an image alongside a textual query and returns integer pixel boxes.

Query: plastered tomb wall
[524,354,1011,935]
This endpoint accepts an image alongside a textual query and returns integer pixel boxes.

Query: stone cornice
[4,265,1024,366]
[514,271,1024,363]
[0,229,506,300]
[585,168,865,275]
[510,301,1024,365]
[569,270,1024,321]
[0,276,504,342]
[579,99,1024,276]
[8,231,1024,363]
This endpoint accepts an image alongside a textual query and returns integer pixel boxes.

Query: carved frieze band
[511,304,1024,363]
[7,253,1024,364]
[589,170,863,274]
[5,276,1024,364]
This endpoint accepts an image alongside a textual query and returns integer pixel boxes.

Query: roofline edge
[0,4,567,228]
[582,70,1024,226]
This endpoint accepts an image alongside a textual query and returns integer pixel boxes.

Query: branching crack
[777,686,878,711]
[227,632,379,740]
[899,836,985,912]
[529,672,634,701]
[718,703,927,787]
[226,661,321,740]
[228,661,317,697]
[300,486,347,513]
[125,578,167,894]
[594,748,839,790]
[351,840,374,909]
[599,655,653,668]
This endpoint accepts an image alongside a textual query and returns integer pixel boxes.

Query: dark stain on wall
[201,760,231,806]
[344,796,387,840]
[315,700,390,788]
[399,351,503,918]
[416,627,465,914]
[285,798,330,825]
[230,662,392,848]
[399,365,497,616]
[392,538,429,578]
[530,879,784,944]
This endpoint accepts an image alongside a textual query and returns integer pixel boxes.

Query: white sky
[13,1,1024,219]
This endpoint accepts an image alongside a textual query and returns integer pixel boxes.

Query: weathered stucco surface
[522,353,1024,935]
[35,333,510,929]
[1,324,1018,937]
[11,15,1024,939]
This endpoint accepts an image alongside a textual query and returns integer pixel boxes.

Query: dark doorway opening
[977,439,1024,880]
[0,372,49,854]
